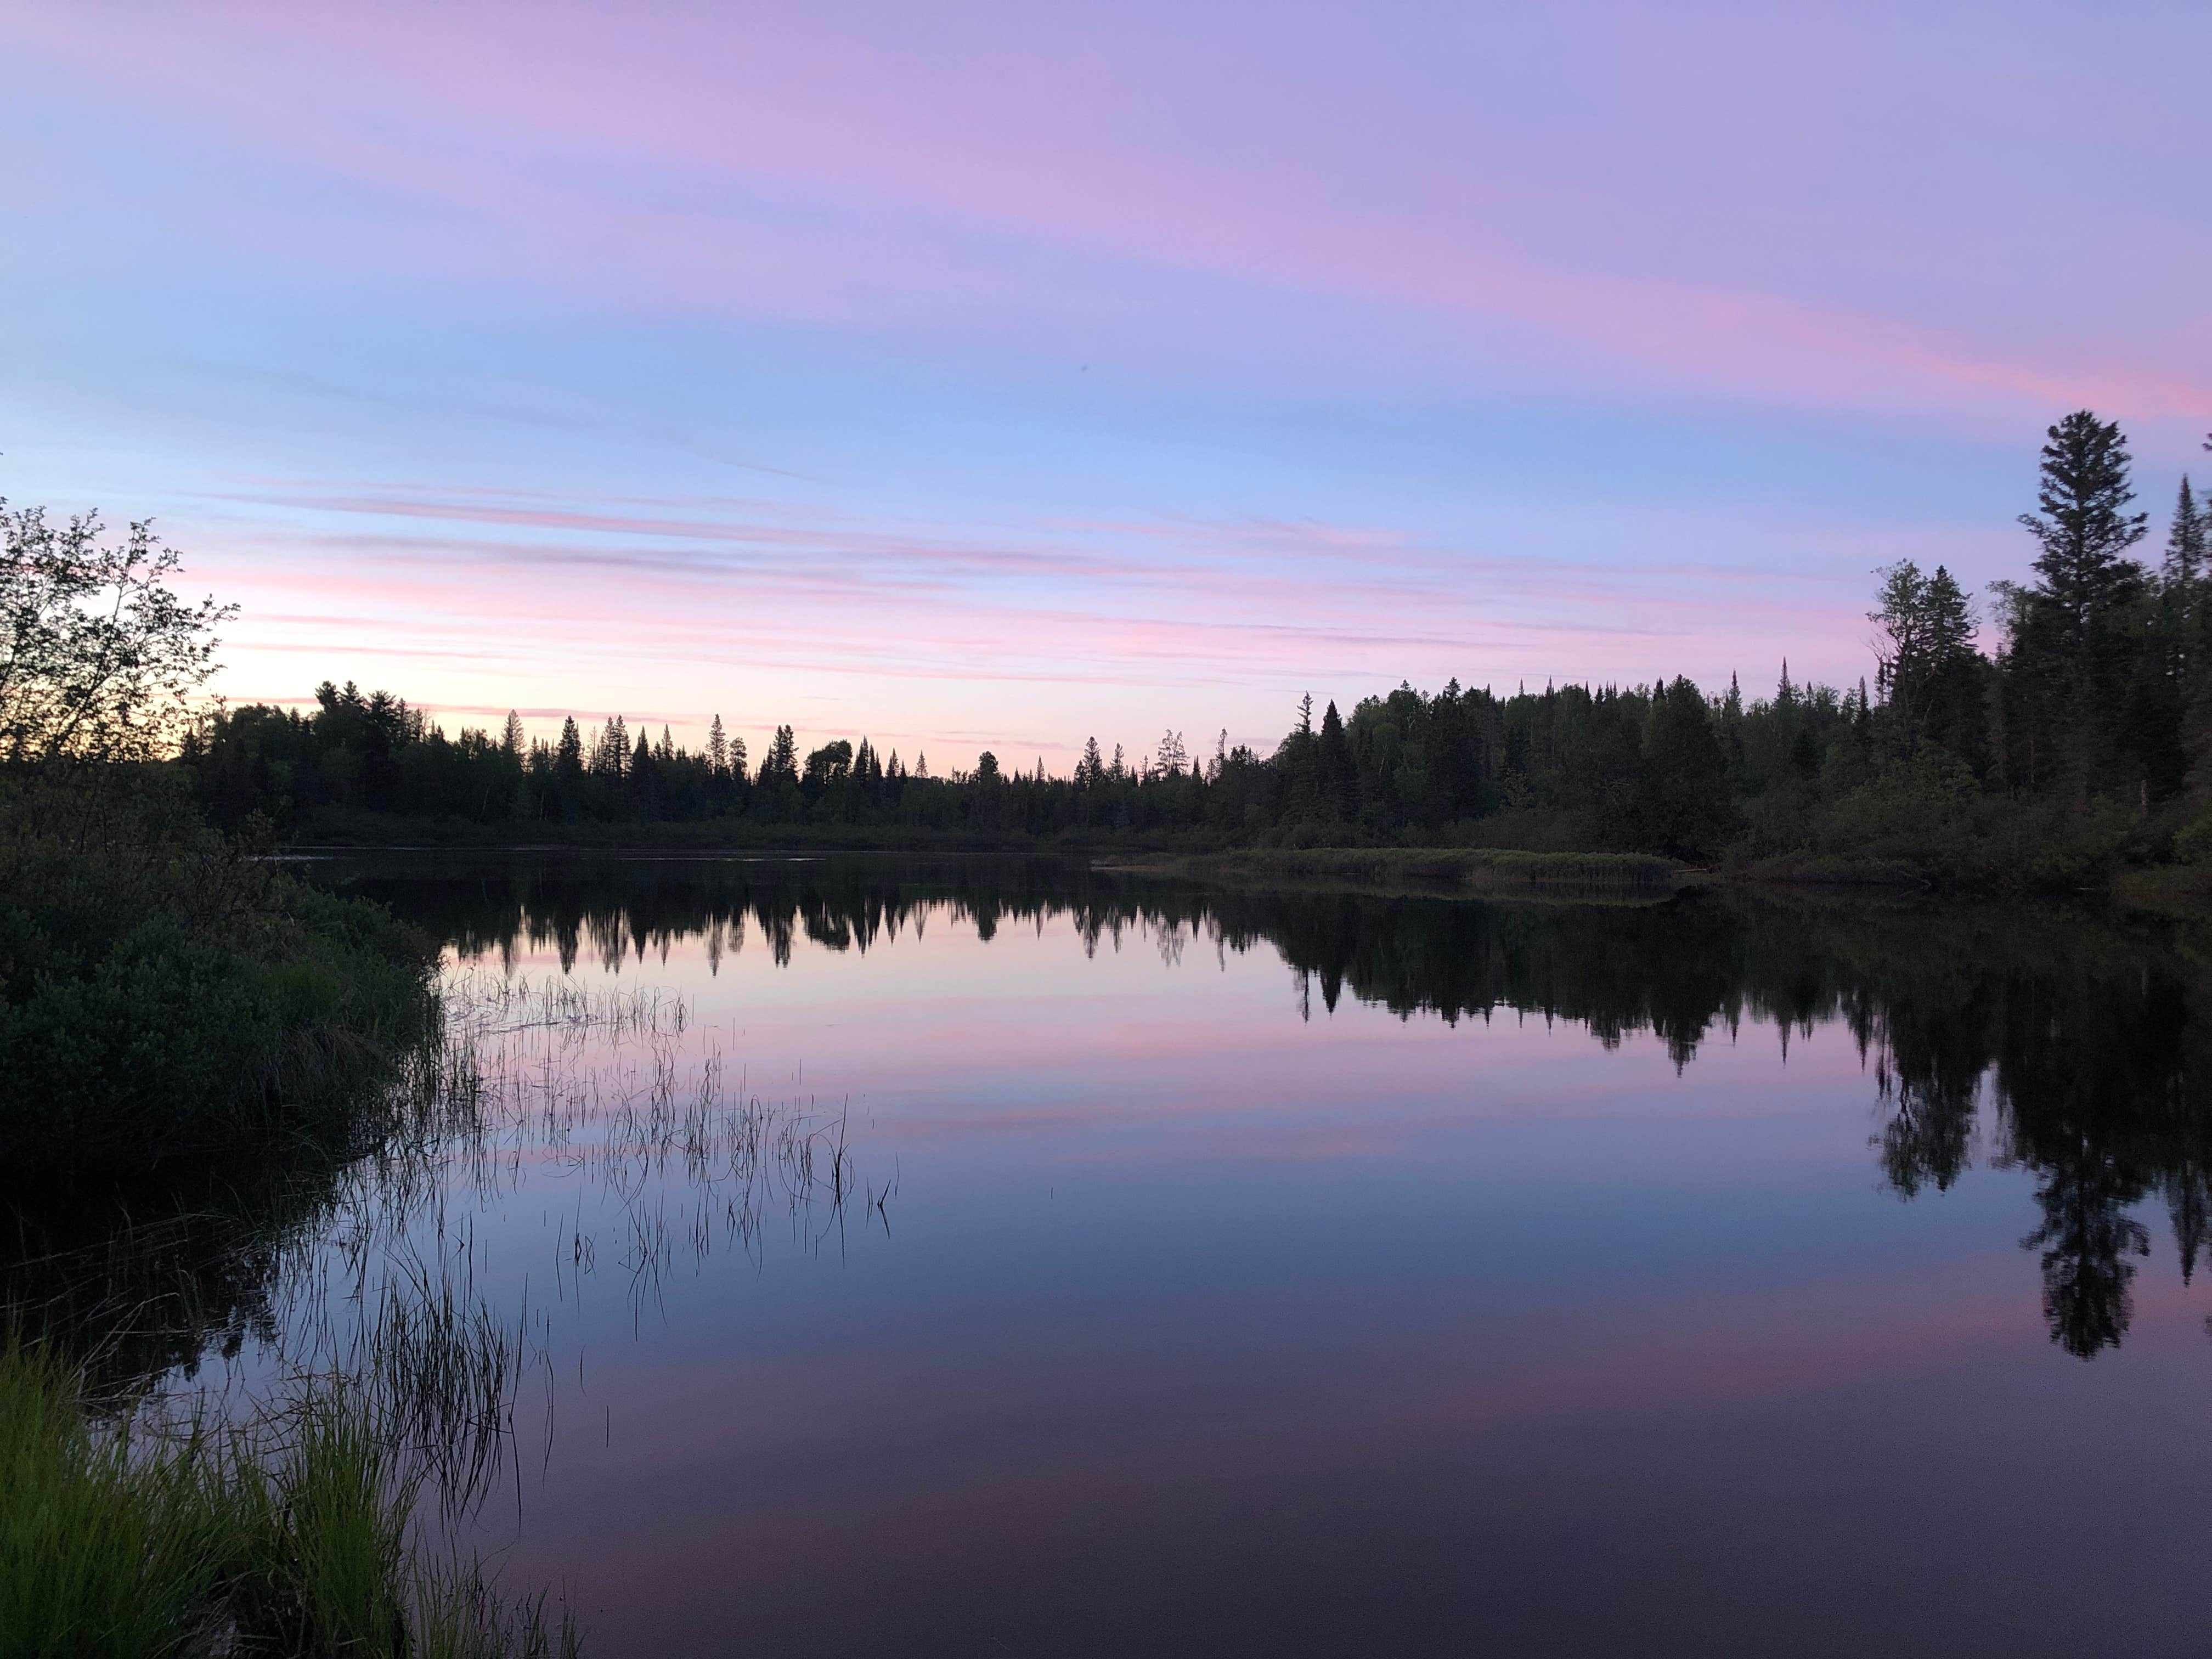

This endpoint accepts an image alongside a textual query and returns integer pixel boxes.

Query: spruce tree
[2166,477,2205,590]
[1318,701,1354,822]
[2005,411,2150,799]
[2018,410,2148,645]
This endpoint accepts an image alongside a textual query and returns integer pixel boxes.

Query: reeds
[0,1336,579,1658]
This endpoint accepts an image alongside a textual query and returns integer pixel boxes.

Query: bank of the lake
[296,819,2211,904]
[0,780,441,1178]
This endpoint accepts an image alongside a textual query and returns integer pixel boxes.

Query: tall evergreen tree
[1871,560,1982,765]
[2164,477,2205,589]
[2000,411,2151,798]
[2017,410,2148,646]
[1317,700,1354,822]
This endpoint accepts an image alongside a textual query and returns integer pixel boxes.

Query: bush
[2174,810,2212,866]
[0,772,436,1173]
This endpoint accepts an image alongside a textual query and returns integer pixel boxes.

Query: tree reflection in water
[16,853,2212,1378]
[344,853,2212,1361]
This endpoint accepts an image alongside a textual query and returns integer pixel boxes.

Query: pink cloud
[13,5,2208,431]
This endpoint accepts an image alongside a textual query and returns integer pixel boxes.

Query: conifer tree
[2018,410,2148,645]
[1318,700,1353,822]
[2166,478,2204,589]
[2001,411,2151,798]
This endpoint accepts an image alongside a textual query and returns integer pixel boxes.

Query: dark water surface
[38,856,2212,1655]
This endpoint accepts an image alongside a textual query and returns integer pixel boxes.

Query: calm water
[33,856,2212,1655]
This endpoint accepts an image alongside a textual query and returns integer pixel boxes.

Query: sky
[4,2,2208,769]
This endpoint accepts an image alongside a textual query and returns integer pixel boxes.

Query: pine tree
[1871,560,1981,764]
[2018,410,2148,646]
[763,725,798,785]
[1719,672,1746,779]
[2001,411,2151,799]
[707,714,727,777]
[501,710,524,757]
[1317,700,1353,822]
[2166,477,2205,590]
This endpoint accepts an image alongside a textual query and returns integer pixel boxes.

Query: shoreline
[273,820,2212,906]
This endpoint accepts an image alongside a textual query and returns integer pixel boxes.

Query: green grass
[0,1339,579,1659]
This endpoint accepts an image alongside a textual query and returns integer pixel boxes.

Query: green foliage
[0,503,233,771]
[2017,411,2151,640]
[2173,810,2212,866]
[1637,676,1735,857]
[0,774,435,1172]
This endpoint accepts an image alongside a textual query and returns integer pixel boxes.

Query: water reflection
[325,855,2212,1361]
[16,855,2212,1656]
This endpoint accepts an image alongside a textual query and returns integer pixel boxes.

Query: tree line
[178,413,2212,874]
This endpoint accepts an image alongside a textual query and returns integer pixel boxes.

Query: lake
[21,854,2212,1656]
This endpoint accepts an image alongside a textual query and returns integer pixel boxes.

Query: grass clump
[1,1341,234,1656]
[0,1338,578,1658]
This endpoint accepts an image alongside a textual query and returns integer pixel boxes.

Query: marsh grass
[1,1335,579,1659]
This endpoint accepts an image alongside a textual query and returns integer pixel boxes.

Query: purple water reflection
[255,859,2212,1656]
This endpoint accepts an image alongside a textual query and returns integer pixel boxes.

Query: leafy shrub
[0,773,436,1172]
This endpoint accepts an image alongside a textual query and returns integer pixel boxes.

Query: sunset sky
[6,2,2207,768]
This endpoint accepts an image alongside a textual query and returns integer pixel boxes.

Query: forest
[184,413,2212,884]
